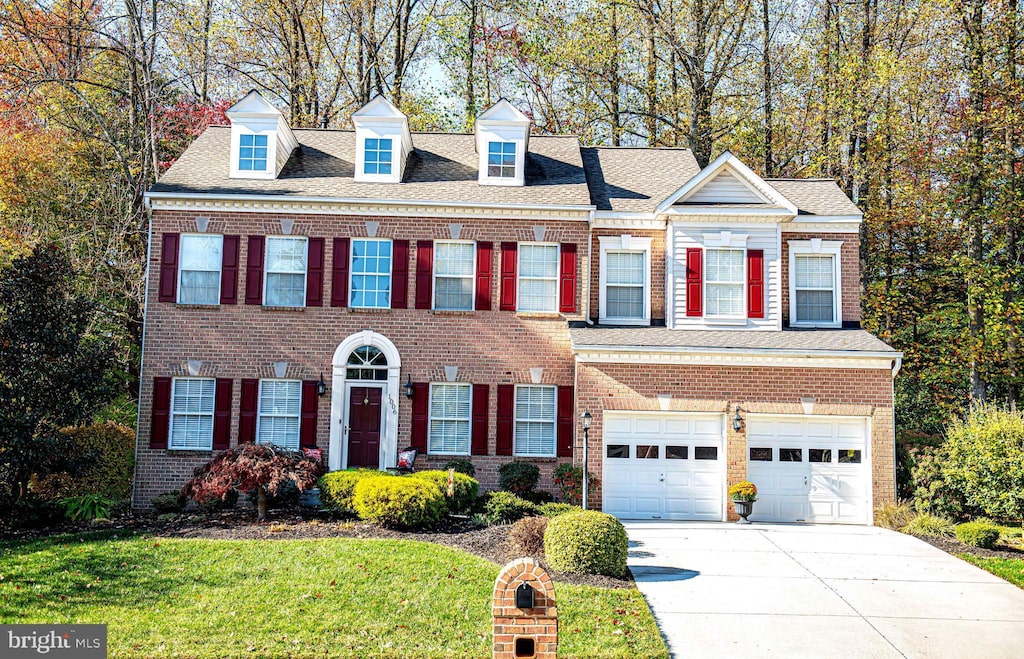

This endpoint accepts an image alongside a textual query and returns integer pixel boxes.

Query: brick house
[134,91,901,524]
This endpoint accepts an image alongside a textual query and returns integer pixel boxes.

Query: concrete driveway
[624,521,1024,658]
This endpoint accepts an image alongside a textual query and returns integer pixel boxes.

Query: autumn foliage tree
[182,444,322,520]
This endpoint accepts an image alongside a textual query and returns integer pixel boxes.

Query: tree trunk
[1005,0,1020,408]
[609,4,621,146]
[645,9,658,145]
[466,0,478,127]
[964,0,987,403]
[257,486,268,521]
[761,0,773,176]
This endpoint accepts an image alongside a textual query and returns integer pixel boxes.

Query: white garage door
[746,416,871,524]
[603,412,725,520]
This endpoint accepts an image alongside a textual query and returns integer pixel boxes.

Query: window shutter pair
[244,235,325,306]
[415,241,495,310]
[236,378,318,448]
[157,233,241,304]
[498,243,578,313]
[331,238,410,308]
[494,384,574,457]
[409,382,490,455]
[149,377,233,450]
[684,247,765,319]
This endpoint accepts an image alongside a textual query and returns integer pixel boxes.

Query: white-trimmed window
[428,383,472,455]
[434,241,475,311]
[704,248,745,318]
[599,236,652,324]
[350,238,393,308]
[178,234,223,305]
[514,385,556,457]
[169,377,215,450]
[264,236,307,307]
[487,141,516,178]
[257,379,301,450]
[239,134,269,171]
[789,240,842,327]
[363,138,393,175]
[518,243,559,312]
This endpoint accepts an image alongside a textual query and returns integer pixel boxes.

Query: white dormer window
[239,134,269,171]
[364,138,393,175]
[487,142,516,178]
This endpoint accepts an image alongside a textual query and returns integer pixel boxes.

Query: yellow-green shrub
[318,469,386,513]
[544,510,628,577]
[955,520,1001,549]
[33,422,135,500]
[353,475,446,528]
[407,470,479,513]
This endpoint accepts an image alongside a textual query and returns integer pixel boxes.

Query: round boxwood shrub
[539,502,580,518]
[319,469,386,513]
[544,510,628,577]
[407,470,479,513]
[955,520,1001,549]
[353,475,446,528]
[151,491,186,514]
[499,462,540,497]
[484,490,540,524]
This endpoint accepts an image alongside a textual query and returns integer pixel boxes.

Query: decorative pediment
[657,152,798,215]
[351,95,413,183]
[225,90,297,180]
[474,99,531,187]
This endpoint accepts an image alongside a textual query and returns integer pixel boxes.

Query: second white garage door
[602,412,725,520]
[746,415,871,524]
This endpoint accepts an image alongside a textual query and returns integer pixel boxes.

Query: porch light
[732,406,744,432]
[580,411,592,431]
[404,375,415,399]
[316,373,328,397]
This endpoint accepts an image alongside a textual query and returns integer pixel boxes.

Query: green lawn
[0,532,667,658]
[959,554,1024,589]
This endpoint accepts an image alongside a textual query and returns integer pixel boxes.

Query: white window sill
[427,450,471,456]
[263,305,306,311]
[175,303,221,309]
[166,446,213,452]
[512,454,558,460]
[516,311,561,319]
[599,317,650,326]
[790,321,842,329]
[431,309,474,315]
[703,316,748,326]
[348,307,392,314]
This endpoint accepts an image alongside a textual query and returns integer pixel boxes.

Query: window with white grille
[257,379,301,450]
[264,236,307,307]
[428,383,471,455]
[434,241,475,311]
[169,378,215,450]
[705,248,745,317]
[514,385,556,457]
[517,244,558,312]
[350,239,392,308]
[178,234,222,305]
[789,240,842,327]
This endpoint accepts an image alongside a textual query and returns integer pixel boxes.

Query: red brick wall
[781,232,861,324]
[575,362,895,515]
[134,209,588,507]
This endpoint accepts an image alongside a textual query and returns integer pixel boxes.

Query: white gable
[225,90,297,180]
[474,99,531,187]
[685,169,766,204]
[352,95,413,183]
[657,152,798,216]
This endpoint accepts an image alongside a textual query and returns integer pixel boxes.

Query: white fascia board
[593,211,664,229]
[791,215,863,223]
[656,152,799,215]
[572,343,903,370]
[661,206,795,218]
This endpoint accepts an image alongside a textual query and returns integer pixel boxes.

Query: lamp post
[580,411,592,510]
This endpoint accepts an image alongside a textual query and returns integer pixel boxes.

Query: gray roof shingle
[570,327,898,354]
[580,146,702,212]
[152,126,594,207]
[766,179,862,217]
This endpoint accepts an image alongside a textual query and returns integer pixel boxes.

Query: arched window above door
[346,346,388,381]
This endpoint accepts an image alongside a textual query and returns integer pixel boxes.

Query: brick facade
[589,228,666,322]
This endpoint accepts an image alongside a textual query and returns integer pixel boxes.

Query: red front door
[347,386,382,468]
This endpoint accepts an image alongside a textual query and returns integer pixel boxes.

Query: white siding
[684,170,766,204]
[670,223,781,330]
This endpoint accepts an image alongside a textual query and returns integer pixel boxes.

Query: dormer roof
[225,90,284,119]
[657,152,799,215]
[351,95,414,155]
[224,90,297,180]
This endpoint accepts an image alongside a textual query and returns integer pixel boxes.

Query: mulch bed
[919,533,1024,560]
[1,508,634,589]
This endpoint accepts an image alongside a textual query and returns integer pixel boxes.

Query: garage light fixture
[732,406,744,432]
[316,373,328,397]
[403,375,415,399]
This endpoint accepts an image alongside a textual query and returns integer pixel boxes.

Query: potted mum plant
[728,481,758,524]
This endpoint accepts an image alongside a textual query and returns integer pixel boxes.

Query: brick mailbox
[492,557,557,658]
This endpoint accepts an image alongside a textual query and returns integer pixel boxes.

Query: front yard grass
[959,555,1024,589]
[0,531,667,658]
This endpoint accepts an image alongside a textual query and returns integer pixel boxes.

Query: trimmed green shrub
[484,490,540,524]
[151,491,186,514]
[32,422,135,502]
[443,459,476,478]
[912,446,971,520]
[499,462,540,497]
[955,521,1001,549]
[353,475,446,528]
[200,488,238,512]
[539,502,579,518]
[509,516,549,555]
[408,470,479,513]
[319,469,386,513]
[903,512,955,537]
[544,510,628,577]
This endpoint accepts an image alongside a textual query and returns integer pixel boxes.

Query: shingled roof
[570,327,898,354]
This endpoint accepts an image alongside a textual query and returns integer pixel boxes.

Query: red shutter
[300,380,319,449]
[686,247,703,317]
[747,249,765,319]
[499,242,518,311]
[559,243,578,313]
[220,235,240,304]
[331,237,350,307]
[305,238,325,307]
[410,382,429,452]
[495,384,514,456]
[158,233,179,303]
[392,239,410,308]
[238,378,259,443]
[475,241,493,311]
[245,236,265,305]
[212,378,233,450]
[149,377,171,449]
[556,385,574,458]
[471,384,489,455]
[415,240,433,310]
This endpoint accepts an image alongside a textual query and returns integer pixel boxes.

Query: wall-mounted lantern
[403,375,415,400]
[732,406,744,433]
[316,373,328,397]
